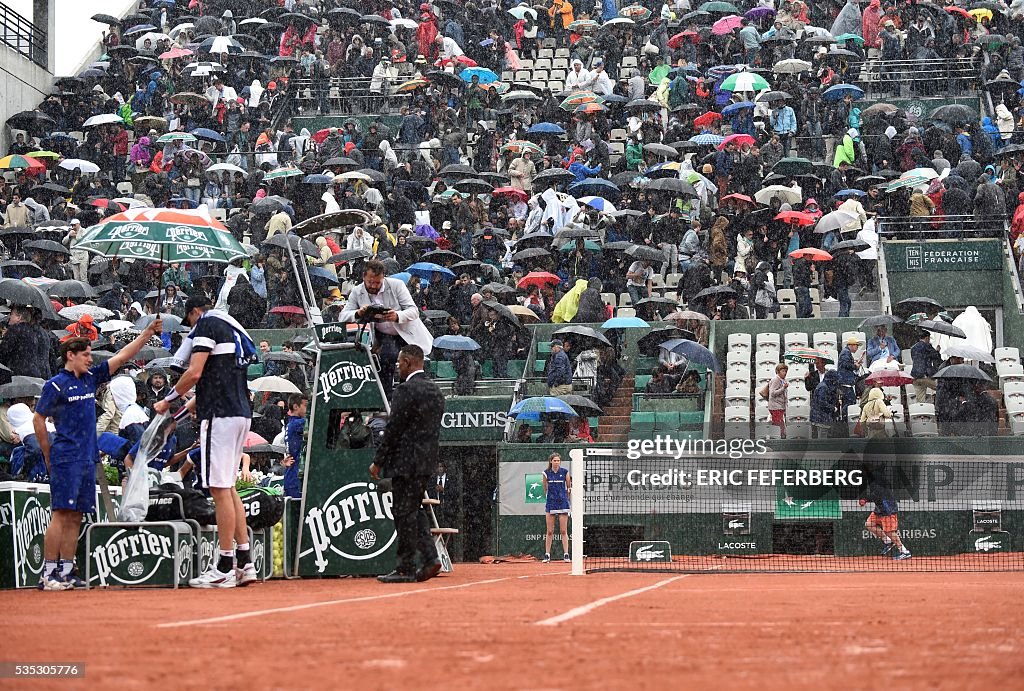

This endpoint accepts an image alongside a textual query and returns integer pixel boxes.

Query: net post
[570,448,584,576]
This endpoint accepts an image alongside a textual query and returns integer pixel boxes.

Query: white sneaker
[37,574,70,591]
[189,565,236,588]
[542,553,551,563]
[563,553,571,562]
[823,297,838,303]
[235,562,258,587]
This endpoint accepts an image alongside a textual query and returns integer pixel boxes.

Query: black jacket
[374,372,445,477]
[0,322,54,379]
[573,287,605,323]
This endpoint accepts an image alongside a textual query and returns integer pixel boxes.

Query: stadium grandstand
[2,0,1024,684]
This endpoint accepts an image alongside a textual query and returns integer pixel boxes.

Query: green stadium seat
[507,360,526,377]
[247,363,265,378]
[634,356,660,372]
[537,341,552,354]
[654,412,681,430]
[635,375,652,391]
[435,361,457,379]
[679,411,704,427]
[630,412,656,431]
[480,361,493,377]
[534,359,547,375]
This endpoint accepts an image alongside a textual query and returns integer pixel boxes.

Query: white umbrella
[390,18,418,30]
[168,22,195,38]
[134,32,173,50]
[754,184,802,205]
[208,162,248,176]
[112,196,150,208]
[60,305,114,320]
[99,319,135,333]
[508,5,537,20]
[83,113,124,128]
[248,376,302,394]
[773,58,812,74]
[814,210,859,234]
[238,17,267,26]
[58,159,100,174]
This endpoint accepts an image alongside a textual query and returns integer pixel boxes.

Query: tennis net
[568,448,1024,573]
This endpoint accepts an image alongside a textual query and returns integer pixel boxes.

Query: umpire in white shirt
[340,259,433,397]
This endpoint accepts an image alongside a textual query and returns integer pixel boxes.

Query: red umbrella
[270,305,306,315]
[692,111,722,129]
[311,128,331,144]
[721,193,754,206]
[437,55,477,68]
[159,47,193,59]
[492,186,529,202]
[88,198,127,211]
[667,30,700,49]
[775,210,817,226]
[943,5,972,20]
[517,271,561,288]
[718,133,755,150]
[865,370,914,387]
[245,431,268,447]
[789,247,832,261]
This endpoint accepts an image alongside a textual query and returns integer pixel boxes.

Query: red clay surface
[3,564,1023,690]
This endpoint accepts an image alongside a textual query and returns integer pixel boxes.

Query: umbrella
[665,310,709,323]
[859,315,902,328]
[834,189,866,199]
[645,178,698,197]
[783,347,834,364]
[689,133,726,147]
[574,102,607,115]
[263,234,320,258]
[699,1,740,12]
[0,155,46,174]
[517,271,561,288]
[920,320,967,339]
[433,335,481,351]
[862,103,899,118]
[637,327,697,355]
[396,78,430,93]
[59,305,114,321]
[643,143,678,158]
[692,285,737,301]
[569,178,621,198]
[775,210,817,226]
[407,262,456,280]
[329,248,373,263]
[560,92,604,109]
[567,19,598,31]
[602,316,650,330]
[832,239,870,253]
[248,375,305,394]
[625,245,666,263]
[156,132,197,144]
[929,104,977,125]
[815,210,860,234]
[773,58,812,74]
[758,90,792,103]
[508,305,540,323]
[719,133,755,150]
[721,72,770,92]
[0,278,52,312]
[711,14,744,35]
[0,376,46,399]
[511,247,551,262]
[864,370,914,387]
[557,394,603,417]
[822,83,864,101]
[772,157,814,176]
[47,280,97,299]
[944,344,996,364]
[99,320,135,333]
[721,101,755,116]
[503,90,543,103]
[620,5,652,18]
[754,185,801,205]
[0,260,42,277]
[269,306,308,318]
[5,110,55,133]
[168,92,209,107]
[420,250,464,265]
[500,140,544,156]
[438,164,477,178]
[789,248,832,261]
[552,325,612,346]
[199,36,243,54]
[934,364,991,383]
[91,13,121,25]
[491,187,529,202]
[132,346,173,363]
[264,166,303,181]
[24,239,70,255]
[455,178,494,194]
[559,240,601,252]
[75,207,245,264]
[460,67,499,84]
[482,301,523,327]
[660,339,721,372]
[509,397,578,417]
[508,5,538,20]
[578,196,616,213]
[82,113,124,128]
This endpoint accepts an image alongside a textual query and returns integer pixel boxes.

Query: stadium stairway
[596,377,635,443]
[817,288,881,319]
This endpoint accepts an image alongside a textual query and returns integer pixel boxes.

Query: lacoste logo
[635,545,665,561]
[727,520,744,529]
[975,536,1001,552]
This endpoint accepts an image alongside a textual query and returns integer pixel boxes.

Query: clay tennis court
[5,563,1022,689]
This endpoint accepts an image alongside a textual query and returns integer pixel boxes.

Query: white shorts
[200,417,251,489]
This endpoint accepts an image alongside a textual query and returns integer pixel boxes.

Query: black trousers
[391,474,438,574]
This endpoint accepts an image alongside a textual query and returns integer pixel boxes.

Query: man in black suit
[429,461,458,528]
[369,345,445,584]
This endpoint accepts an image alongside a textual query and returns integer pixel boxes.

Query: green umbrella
[699,1,739,12]
[560,239,601,252]
[834,33,865,44]
[156,131,197,144]
[74,206,247,264]
[264,166,303,180]
[721,72,771,92]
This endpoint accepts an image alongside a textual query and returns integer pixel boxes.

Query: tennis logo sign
[166,225,209,244]
[304,482,396,573]
[107,223,150,240]
[14,496,49,585]
[318,360,377,403]
[973,533,1009,553]
[90,529,176,586]
[629,540,672,563]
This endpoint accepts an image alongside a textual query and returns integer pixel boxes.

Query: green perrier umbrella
[73,206,247,264]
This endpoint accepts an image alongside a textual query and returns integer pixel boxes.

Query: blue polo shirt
[36,362,112,466]
[285,415,305,498]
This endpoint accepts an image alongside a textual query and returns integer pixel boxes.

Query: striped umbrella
[500,140,544,155]
[560,91,604,109]
[579,196,617,213]
[575,102,607,114]
[784,347,833,364]
[721,71,770,92]
[620,5,652,19]
[0,154,46,173]
[689,133,726,146]
[156,131,197,144]
[396,78,429,93]
[264,166,304,180]
[568,19,598,32]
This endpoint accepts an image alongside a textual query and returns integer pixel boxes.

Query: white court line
[157,571,567,629]
[534,575,688,626]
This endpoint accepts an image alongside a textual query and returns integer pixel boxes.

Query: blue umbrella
[168,197,198,208]
[822,83,864,101]
[303,173,335,184]
[308,267,339,284]
[833,188,866,198]
[528,122,565,135]
[509,396,579,417]
[459,67,499,84]
[721,101,755,116]
[569,177,620,198]
[389,271,428,286]
[433,335,480,351]
[190,127,225,142]
[659,339,721,373]
[602,316,650,329]
[689,133,726,146]
[407,262,456,280]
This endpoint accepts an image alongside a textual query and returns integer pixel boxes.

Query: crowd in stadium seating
[2,0,1024,460]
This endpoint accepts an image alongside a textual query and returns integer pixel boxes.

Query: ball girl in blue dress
[542,452,572,563]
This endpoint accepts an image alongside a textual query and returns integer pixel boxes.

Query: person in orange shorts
[860,480,911,561]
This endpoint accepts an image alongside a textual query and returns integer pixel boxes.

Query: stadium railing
[853,57,980,95]
[877,215,1008,240]
[0,3,47,69]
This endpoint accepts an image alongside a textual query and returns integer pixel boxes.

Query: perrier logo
[318,360,377,403]
[15,496,49,585]
[304,481,396,573]
[91,528,176,586]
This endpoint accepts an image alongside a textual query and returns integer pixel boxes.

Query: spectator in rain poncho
[949,306,993,355]
[552,279,588,323]
[830,0,863,37]
[109,375,150,447]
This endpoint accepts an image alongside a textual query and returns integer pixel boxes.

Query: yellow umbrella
[27,150,60,159]
[396,78,429,93]
[968,8,992,20]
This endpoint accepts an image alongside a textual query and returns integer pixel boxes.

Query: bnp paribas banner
[498,455,1024,516]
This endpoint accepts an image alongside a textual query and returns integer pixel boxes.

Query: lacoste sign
[629,540,672,563]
